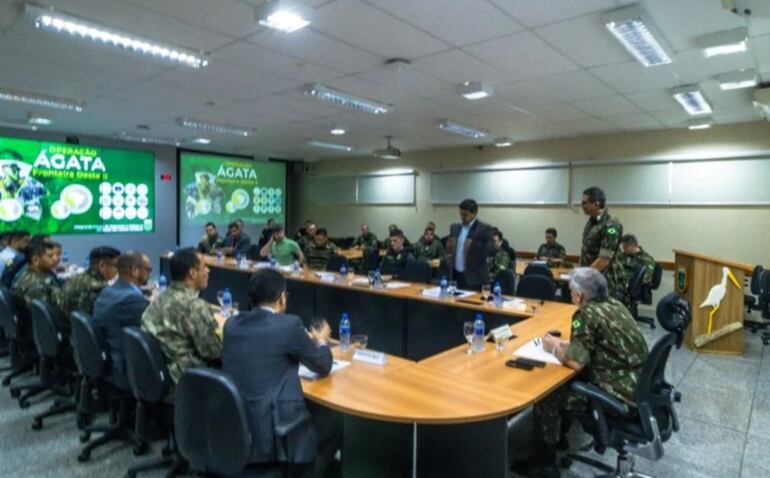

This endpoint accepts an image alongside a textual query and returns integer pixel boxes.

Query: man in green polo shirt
[259,224,305,266]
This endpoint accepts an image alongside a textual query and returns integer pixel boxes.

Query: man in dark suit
[92,251,151,390]
[223,269,339,477]
[219,220,252,257]
[446,198,494,291]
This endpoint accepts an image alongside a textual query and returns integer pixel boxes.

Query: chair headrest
[656,293,691,343]
[123,327,171,402]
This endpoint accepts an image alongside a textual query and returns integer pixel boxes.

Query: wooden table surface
[190,253,578,424]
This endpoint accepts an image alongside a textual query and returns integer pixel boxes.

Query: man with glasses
[58,246,121,331]
[92,251,152,390]
[579,187,625,301]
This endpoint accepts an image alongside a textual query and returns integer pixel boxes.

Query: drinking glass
[481,284,491,302]
[368,271,376,286]
[230,302,239,316]
[351,334,368,349]
[494,335,507,352]
[448,280,458,296]
[216,290,224,308]
[463,321,474,355]
[347,270,355,283]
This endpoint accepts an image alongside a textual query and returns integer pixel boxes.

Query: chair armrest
[571,382,630,417]
[275,410,312,437]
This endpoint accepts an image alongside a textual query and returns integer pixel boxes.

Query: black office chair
[400,260,432,284]
[124,327,182,478]
[655,292,691,348]
[516,275,555,301]
[563,332,681,477]
[175,368,252,477]
[325,254,349,273]
[358,248,381,274]
[71,312,138,462]
[745,265,767,333]
[29,299,77,430]
[523,262,554,281]
[0,286,42,396]
[336,237,355,249]
[757,271,770,346]
[494,269,516,296]
[627,264,663,329]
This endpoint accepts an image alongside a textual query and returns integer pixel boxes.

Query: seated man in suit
[380,229,415,278]
[223,269,339,477]
[92,251,152,390]
[446,199,493,290]
[219,220,251,257]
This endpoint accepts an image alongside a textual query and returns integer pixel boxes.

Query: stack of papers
[299,360,350,380]
[351,277,370,287]
[422,287,475,299]
[385,281,410,289]
[314,272,336,282]
[513,339,562,365]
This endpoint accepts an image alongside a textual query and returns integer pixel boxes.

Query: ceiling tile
[752,35,770,75]
[365,0,523,46]
[589,61,680,93]
[357,67,454,100]
[488,0,617,28]
[671,49,755,84]
[644,0,747,52]
[649,109,690,128]
[603,112,664,131]
[557,117,619,134]
[571,95,641,117]
[625,90,678,112]
[412,49,505,84]
[313,0,450,58]
[120,0,260,39]
[214,41,343,83]
[497,70,616,103]
[0,2,22,30]
[463,31,579,82]
[535,12,630,68]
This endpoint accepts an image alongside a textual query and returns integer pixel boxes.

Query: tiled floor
[0,308,767,477]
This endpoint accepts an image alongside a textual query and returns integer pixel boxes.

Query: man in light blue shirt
[0,231,30,278]
[446,199,494,291]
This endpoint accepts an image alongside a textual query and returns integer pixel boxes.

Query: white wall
[297,121,770,267]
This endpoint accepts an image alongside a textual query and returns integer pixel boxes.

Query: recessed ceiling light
[329,124,346,135]
[25,3,209,68]
[717,69,757,90]
[699,27,748,58]
[0,120,39,131]
[256,0,312,33]
[178,117,251,136]
[671,85,712,116]
[437,120,488,139]
[305,84,392,115]
[602,5,672,67]
[459,81,493,100]
[307,140,354,152]
[687,117,713,130]
[27,113,53,126]
[493,137,514,147]
[192,138,211,144]
[117,132,182,146]
[0,87,84,111]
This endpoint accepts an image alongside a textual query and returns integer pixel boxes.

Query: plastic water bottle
[216,249,223,265]
[221,288,232,317]
[472,313,485,353]
[493,282,503,308]
[62,252,69,265]
[373,268,382,289]
[292,261,301,277]
[269,255,277,268]
[340,262,347,277]
[439,276,448,298]
[158,274,168,292]
[339,313,351,352]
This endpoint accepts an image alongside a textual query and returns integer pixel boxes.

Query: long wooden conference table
[160,255,577,477]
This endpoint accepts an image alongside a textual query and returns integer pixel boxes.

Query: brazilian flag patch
[572,317,583,330]
[606,226,618,235]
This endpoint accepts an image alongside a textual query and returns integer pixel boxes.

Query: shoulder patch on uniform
[572,316,583,330]
[606,226,618,235]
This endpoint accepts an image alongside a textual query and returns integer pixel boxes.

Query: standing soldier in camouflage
[57,246,120,329]
[414,227,445,262]
[141,248,222,391]
[537,227,567,264]
[579,187,625,301]
[486,231,511,279]
[12,241,62,314]
[617,234,657,306]
[354,224,379,250]
[379,229,415,278]
[304,228,337,270]
[513,268,648,477]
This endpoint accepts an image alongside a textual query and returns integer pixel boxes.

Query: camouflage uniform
[580,212,624,301]
[304,241,337,270]
[534,296,648,445]
[12,269,63,331]
[616,247,656,305]
[141,282,222,386]
[297,235,313,252]
[57,269,108,330]
[486,248,511,279]
[354,233,379,250]
[414,239,445,261]
[379,248,416,278]
[537,242,567,260]
[197,234,222,254]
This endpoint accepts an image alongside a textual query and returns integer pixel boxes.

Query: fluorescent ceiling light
[256,0,311,33]
[437,120,488,139]
[0,120,38,131]
[0,87,84,111]
[307,140,353,152]
[687,117,713,130]
[27,113,53,126]
[700,27,748,58]
[178,117,251,136]
[191,137,211,144]
[25,4,208,68]
[305,84,391,115]
[671,85,712,115]
[459,81,493,100]
[602,5,672,67]
[717,69,757,90]
[493,137,514,147]
[118,132,181,146]
[329,124,346,135]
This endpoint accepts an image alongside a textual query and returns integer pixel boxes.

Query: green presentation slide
[179,152,285,225]
[0,136,155,235]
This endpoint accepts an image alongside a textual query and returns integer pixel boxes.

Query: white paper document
[385,281,410,289]
[559,273,571,281]
[299,360,351,380]
[314,272,336,282]
[421,287,475,299]
[513,339,563,365]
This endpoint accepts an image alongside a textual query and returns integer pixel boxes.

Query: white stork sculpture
[699,266,742,335]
